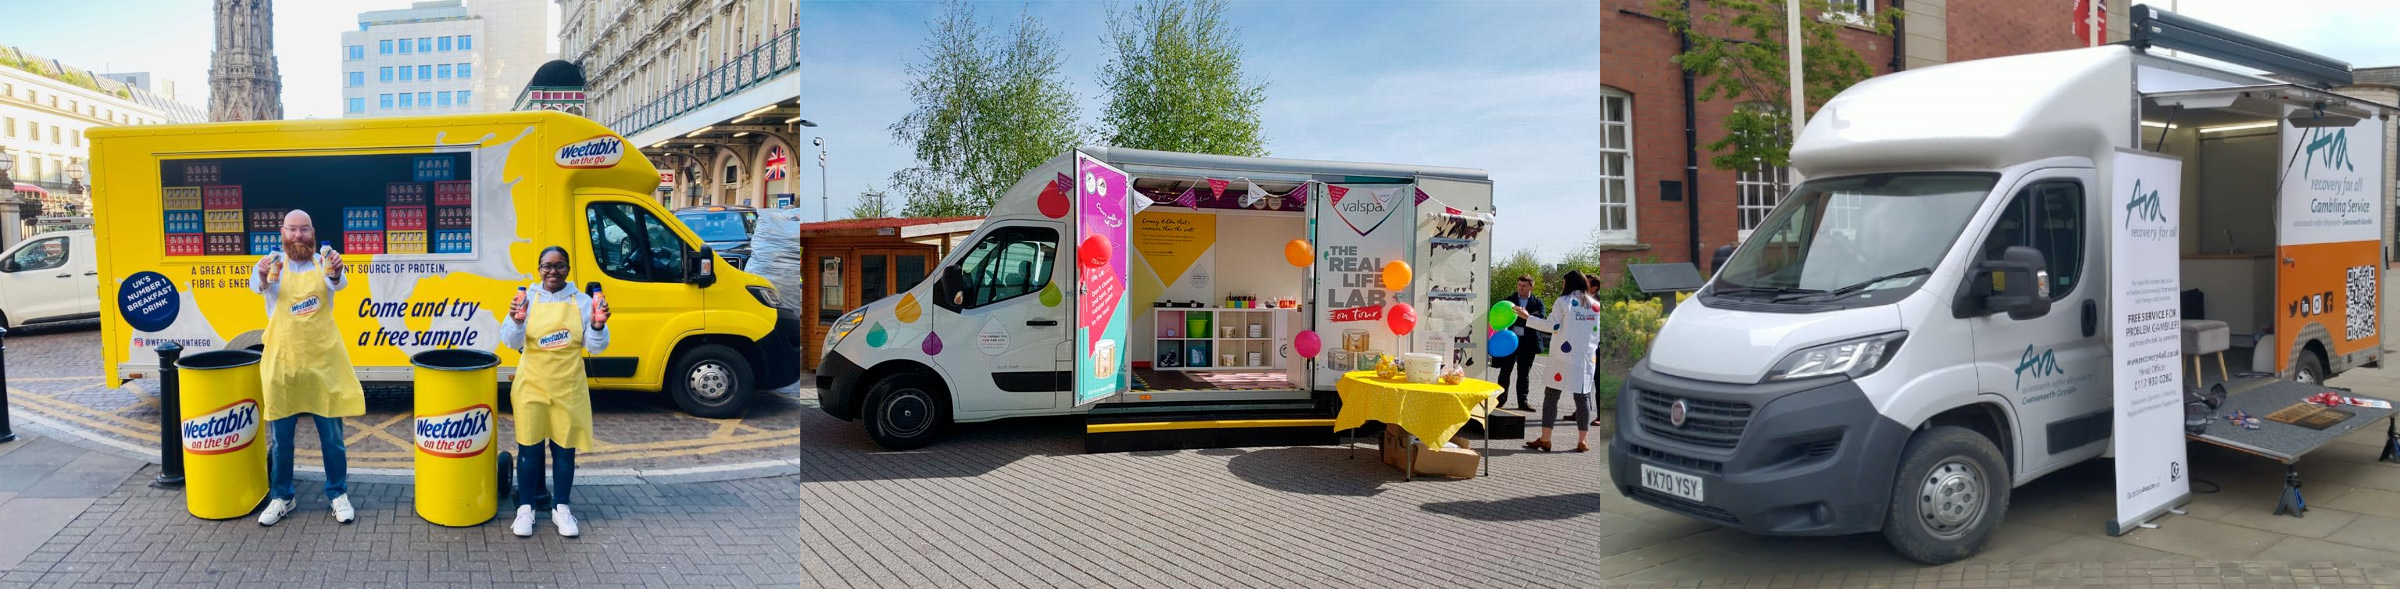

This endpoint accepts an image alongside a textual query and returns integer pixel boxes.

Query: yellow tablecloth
[1333,371,1501,448]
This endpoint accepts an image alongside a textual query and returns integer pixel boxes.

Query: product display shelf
[1151,307,1288,371]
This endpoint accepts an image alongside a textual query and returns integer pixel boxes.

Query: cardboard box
[1375,424,1481,478]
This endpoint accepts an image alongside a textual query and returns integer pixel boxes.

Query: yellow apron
[258,266,366,421]
[513,300,595,449]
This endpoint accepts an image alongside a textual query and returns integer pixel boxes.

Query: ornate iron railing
[607,27,798,138]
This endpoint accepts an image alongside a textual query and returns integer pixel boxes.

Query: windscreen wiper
[1712,284,1820,299]
[1782,267,1934,302]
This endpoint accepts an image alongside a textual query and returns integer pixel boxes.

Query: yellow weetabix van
[89,111,801,417]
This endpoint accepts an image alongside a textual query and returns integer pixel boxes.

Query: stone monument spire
[209,0,283,122]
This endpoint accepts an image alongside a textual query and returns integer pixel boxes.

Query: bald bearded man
[248,210,367,526]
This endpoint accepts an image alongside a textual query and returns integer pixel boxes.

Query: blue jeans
[516,441,576,507]
[267,414,349,501]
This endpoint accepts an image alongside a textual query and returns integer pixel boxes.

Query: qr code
[2347,265,2378,341]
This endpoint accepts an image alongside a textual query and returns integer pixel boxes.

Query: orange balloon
[1381,261,1412,291]
[1284,239,1313,267]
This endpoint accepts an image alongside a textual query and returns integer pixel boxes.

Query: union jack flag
[764,146,789,181]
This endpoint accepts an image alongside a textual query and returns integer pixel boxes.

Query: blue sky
[4,0,557,119]
[801,0,1603,262]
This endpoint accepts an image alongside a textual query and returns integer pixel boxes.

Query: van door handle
[1027,320,1058,327]
[54,273,71,278]
[82,271,96,276]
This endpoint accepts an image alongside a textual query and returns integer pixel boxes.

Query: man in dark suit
[1495,275,1546,411]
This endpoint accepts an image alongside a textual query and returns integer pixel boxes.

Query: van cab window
[956,226,1059,309]
[1979,181,2084,300]
[587,203,691,283]
[7,237,68,272]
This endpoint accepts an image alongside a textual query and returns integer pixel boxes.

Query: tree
[849,187,896,219]
[1099,0,1268,156]
[1653,0,1897,171]
[889,1,1083,218]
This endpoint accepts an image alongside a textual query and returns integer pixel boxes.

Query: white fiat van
[1611,13,2392,565]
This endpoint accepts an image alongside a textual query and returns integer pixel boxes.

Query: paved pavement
[3,322,802,483]
[799,385,1609,588]
[0,424,804,588]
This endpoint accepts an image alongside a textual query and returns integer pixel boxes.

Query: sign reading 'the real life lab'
[2108,148,2190,534]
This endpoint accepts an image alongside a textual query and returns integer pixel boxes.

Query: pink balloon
[1294,330,1322,358]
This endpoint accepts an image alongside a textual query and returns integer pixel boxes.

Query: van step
[1082,409,1341,453]
[1084,401,1316,417]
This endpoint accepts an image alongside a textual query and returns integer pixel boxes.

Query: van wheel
[862,372,946,451]
[2294,350,2328,384]
[669,344,752,418]
[1882,426,2010,565]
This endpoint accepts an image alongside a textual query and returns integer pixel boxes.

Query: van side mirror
[1,259,16,273]
[689,246,718,288]
[1981,246,2052,320]
[932,266,968,312]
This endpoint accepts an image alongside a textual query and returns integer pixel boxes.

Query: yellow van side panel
[89,112,703,389]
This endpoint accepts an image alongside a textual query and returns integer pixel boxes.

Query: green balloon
[865,323,889,348]
[1040,282,1063,307]
[1488,300,1518,331]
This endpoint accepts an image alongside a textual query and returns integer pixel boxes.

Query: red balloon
[1387,303,1418,335]
[1081,235,1112,268]
[1294,330,1322,358]
[1038,181,1071,219]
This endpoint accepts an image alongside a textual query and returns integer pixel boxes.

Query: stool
[2182,320,2231,387]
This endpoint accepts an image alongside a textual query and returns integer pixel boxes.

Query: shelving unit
[1151,308,1289,371]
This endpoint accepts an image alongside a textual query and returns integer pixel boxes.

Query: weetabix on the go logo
[415,404,494,458]
[182,399,260,455]
[556,135,625,169]
[537,328,574,350]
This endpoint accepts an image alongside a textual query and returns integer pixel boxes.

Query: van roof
[84,110,597,139]
[1075,146,1489,182]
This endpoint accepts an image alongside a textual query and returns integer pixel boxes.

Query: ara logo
[2015,345,2064,389]
[538,328,574,350]
[2302,127,2354,180]
[2124,179,2167,228]
[415,404,494,458]
[182,399,259,455]
[556,135,625,169]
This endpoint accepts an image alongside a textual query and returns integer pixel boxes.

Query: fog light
[1811,503,1833,525]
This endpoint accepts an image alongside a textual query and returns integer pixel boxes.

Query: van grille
[1628,443,1722,474]
[1634,389,1753,449]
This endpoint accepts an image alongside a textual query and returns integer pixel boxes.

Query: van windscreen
[1708,172,1997,307]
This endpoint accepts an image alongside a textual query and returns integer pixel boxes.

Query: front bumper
[754,308,804,390]
[817,350,865,421]
[1609,360,1914,536]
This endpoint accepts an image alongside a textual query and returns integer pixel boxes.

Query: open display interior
[1126,175,1308,394]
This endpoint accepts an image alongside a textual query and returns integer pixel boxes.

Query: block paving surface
[3,322,801,480]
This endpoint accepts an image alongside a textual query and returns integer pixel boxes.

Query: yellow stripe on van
[1086,418,1335,434]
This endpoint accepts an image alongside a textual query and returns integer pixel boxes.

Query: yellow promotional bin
[174,350,268,520]
[410,349,505,527]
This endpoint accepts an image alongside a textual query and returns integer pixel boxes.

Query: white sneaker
[257,498,295,527]
[330,494,356,524]
[552,505,580,538]
[511,505,535,537]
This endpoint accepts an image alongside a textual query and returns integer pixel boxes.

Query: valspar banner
[2276,120,2384,372]
[2109,148,2190,533]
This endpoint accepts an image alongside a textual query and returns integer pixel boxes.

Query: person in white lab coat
[1518,271,1603,453]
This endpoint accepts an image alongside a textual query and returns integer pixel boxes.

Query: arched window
[1599,85,1636,243]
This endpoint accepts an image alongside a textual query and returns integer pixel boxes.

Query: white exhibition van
[1612,8,2392,565]
[816,147,1494,450]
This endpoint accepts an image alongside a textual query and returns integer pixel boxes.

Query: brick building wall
[1597,0,2123,288]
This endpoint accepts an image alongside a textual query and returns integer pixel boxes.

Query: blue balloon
[1488,330,1520,357]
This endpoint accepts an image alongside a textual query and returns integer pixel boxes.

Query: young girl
[499,246,609,537]
[1519,271,1603,452]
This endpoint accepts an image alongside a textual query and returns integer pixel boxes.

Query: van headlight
[827,308,868,349]
[747,285,781,308]
[1765,332,1907,382]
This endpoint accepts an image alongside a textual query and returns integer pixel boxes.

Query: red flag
[1207,178,1229,200]
[1414,187,1430,206]
[1328,185,1349,203]
[1174,187,1200,210]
